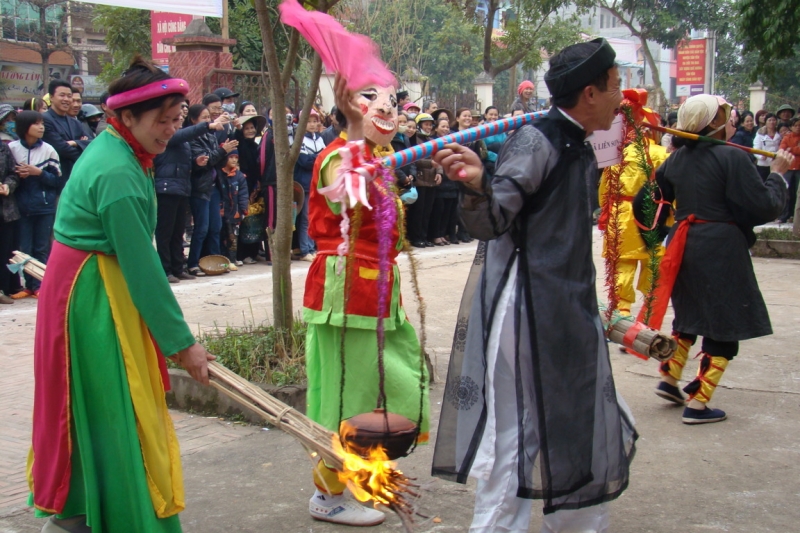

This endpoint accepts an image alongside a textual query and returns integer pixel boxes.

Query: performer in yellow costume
[598,119,668,316]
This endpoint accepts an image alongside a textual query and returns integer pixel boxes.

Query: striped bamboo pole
[382,111,549,168]
[644,123,777,158]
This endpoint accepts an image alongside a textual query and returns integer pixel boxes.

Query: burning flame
[333,423,402,506]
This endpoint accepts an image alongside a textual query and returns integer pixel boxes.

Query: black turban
[545,38,616,98]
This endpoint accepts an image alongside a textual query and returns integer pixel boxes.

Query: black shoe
[167,275,180,284]
[178,271,196,280]
[410,241,427,248]
[655,381,685,405]
[187,267,206,277]
[425,241,434,247]
[682,406,727,424]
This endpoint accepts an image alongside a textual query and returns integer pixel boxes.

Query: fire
[333,424,402,506]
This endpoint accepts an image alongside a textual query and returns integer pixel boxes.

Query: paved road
[2,232,799,532]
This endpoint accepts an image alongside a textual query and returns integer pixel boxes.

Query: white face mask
[406,112,418,120]
[397,124,408,135]
[359,85,398,146]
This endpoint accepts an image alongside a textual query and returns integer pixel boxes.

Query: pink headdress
[279,0,395,90]
[107,78,190,111]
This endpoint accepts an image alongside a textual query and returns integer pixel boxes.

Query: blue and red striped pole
[382,111,549,169]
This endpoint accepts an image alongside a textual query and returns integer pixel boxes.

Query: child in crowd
[8,110,62,298]
[220,149,249,266]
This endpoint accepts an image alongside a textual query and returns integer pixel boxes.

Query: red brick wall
[168,48,233,104]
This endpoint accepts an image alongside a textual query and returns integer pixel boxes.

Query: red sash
[636,215,715,329]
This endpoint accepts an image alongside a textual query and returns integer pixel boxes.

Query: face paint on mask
[358,85,398,147]
[222,103,236,114]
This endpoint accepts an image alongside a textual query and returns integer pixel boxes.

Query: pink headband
[107,78,190,111]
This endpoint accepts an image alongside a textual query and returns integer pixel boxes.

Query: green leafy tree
[713,13,800,111]
[347,0,483,98]
[451,0,585,79]
[93,5,151,83]
[595,0,724,109]
[736,0,799,78]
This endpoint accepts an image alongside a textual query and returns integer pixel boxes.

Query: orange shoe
[11,289,32,300]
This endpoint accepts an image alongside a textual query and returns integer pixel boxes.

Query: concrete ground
[1,228,799,532]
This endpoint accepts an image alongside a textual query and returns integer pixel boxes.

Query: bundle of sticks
[8,251,45,281]
[208,362,419,531]
[599,306,676,362]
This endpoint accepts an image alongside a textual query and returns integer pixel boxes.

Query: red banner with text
[676,39,706,97]
[151,11,194,67]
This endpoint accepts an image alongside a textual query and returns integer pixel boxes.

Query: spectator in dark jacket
[220,149,249,265]
[8,111,62,297]
[0,140,21,303]
[258,105,295,252]
[203,93,237,145]
[730,110,757,148]
[431,117,459,245]
[0,104,18,143]
[235,114,266,263]
[96,91,112,134]
[320,106,341,146]
[293,109,326,261]
[406,113,440,247]
[390,112,417,200]
[155,108,227,282]
[186,104,237,276]
[42,80,88,181]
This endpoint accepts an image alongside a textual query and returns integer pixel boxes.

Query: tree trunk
[39,7,50,93]
[254,0,294,349]
[509,64,517,105]
[41,52,50,94]
[638,39,666,113]
[254,0,325,351]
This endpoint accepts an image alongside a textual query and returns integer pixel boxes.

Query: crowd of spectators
[5,76,795,304]
[708,102,800,223]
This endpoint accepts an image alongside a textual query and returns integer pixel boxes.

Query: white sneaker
[309,491,385,526]
[235,260,243,266]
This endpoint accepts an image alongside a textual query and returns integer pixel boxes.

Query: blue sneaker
[682,406,727,424]
[655,381,685,405]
